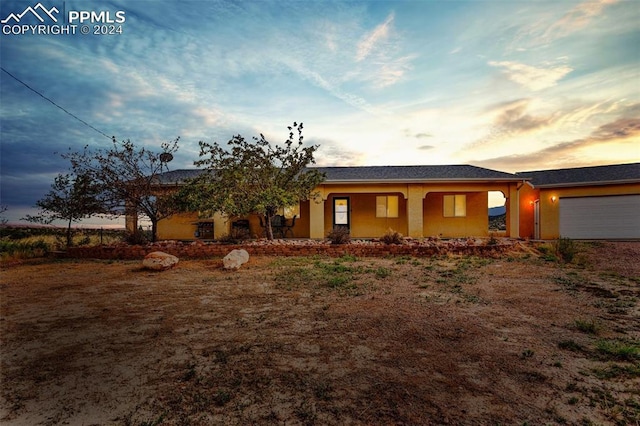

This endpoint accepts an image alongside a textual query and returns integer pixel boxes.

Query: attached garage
[559,195,640,239]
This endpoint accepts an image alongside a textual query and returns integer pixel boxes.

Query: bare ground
[1,242,639,425]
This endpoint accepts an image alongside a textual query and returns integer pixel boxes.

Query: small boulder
[143,251,179,271]
[223,249,249,270]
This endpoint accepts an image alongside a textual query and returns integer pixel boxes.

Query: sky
[1,0,639,225]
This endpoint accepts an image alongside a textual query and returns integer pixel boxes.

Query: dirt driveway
[1,242,639,425]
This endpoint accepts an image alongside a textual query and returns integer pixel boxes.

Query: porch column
[407,184,424,238]
[508,184,520,238]
[125,201,137,234]
[309,195,325,239]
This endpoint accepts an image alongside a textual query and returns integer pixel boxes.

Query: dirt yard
[1,242,639,425]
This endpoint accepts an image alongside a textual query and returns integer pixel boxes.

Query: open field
[1,242,639,425]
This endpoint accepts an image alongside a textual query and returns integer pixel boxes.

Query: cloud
[490,99,558,133]
[489,61,573,91]
[418,145,434,150]
[469,99,558,151]
[592,116,640,139]
[374,56,414,88]
[414,133,433,139]
[403,129,433,139]
[315,138,366,167]
[508,0,618,51]
[473,115,640,171]
[356,13,394,62]
[542,0,618,41]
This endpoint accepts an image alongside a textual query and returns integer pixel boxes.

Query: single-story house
[149,165,529,240]
[517,163,640,240]
[136,162,639,241]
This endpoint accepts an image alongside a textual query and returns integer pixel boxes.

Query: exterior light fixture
[551,196,557,203]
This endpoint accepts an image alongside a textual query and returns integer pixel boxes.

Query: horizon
[1,0,639,226]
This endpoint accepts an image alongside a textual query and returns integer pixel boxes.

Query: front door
[333,197,350,229]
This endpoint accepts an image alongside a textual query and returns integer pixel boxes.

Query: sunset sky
[1,0,639,224]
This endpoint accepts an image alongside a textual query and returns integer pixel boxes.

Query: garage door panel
[559,195,640,239]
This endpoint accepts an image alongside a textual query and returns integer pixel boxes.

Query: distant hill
[489,206,506,231]
[489,206,506,217]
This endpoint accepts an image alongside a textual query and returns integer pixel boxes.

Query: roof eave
[322,177,526,185]
[533,178,640,189]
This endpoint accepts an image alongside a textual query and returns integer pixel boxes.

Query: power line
[1,66,112,140]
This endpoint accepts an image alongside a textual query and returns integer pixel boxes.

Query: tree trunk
[265,213,274,240]
[66,218,73,248]
[151,220,158,242]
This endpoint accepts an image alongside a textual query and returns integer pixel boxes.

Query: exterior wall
[323,192,408,238]
[407,184,425,238]
[297,201,311,238]
[309,196,325,239]
[159,204,312,241]
[158,212,198,240]
[231,201,311,239]
[517,182,640,240]
[423,192,488,238]
[158,212,227,240]
[537,183,640,240]
[155,182,520,240]
[518,184,538,239]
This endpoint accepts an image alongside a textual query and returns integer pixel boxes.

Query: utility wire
[1,66,112,140]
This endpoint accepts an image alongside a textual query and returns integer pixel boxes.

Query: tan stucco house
[142,162,639,241]
[152,165,527,241]
[517,163,640,240]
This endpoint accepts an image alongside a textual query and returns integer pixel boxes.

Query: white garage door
[559,195,640,239]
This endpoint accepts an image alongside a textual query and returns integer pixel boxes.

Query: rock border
[64,238,529,260]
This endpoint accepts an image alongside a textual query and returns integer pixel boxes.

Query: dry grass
[1,242,639,425]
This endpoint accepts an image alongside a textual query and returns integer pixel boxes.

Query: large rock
[143,251,179,271]
[223,249,249,270]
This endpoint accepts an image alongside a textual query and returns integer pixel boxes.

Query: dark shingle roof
[314,165,520,182]
[157,165,522,185]
[156,169,203,185]
[516,163,640,188]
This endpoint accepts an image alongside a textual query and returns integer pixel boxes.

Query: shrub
[595,339,639,361]
[125,231,148,245]
[216,233,240,245]
[558,340,583,352]
[0,238,50,260]
[327,226,350,245]
[380,228,404,245]
[554,237,576,263]
[77,233,92,246]
[574,318,601,335]
[374,267,391,279]
[486,232,499,246]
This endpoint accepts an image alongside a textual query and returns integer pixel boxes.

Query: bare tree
[0,205,9,226]
[24,172,106,247]
[65,137,180,242]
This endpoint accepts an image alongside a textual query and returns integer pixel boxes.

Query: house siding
[158,212,228,240]
[323,193,408,238]
[154,170,524,241]
[423,192,488,238]
[519,182,640,239]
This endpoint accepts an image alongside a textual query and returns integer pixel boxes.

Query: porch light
[551,196,557,203]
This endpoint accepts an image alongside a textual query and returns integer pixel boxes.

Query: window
[376,195,399,218]
[334,198,349,225]
[443,194,466,217]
